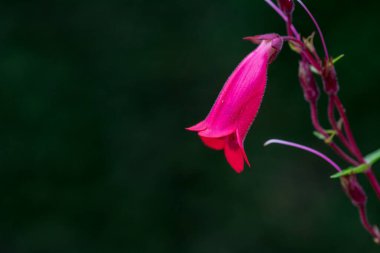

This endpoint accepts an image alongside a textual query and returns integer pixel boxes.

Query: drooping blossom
[187,35,283,173]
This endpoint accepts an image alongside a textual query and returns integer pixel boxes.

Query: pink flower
[187,35,282,173]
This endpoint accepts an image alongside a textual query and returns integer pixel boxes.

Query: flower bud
[298,60,319,103]
[340,175,367,207]
[322,59,339,95]
[277,0,295,16]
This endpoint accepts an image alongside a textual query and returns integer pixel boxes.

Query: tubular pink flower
[187,38,282,173]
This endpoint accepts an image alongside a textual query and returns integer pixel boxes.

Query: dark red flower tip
[298,60,320,103]
[340,175,367,207]
[322,59,339,96]
[277,0,294,16]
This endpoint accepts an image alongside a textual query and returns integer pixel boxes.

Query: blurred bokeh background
[0,0,379,252]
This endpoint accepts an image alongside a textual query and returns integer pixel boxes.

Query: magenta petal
[200,136,225,150]
[236,66,267,142]
[198,127,235,138]
[186,39,278,172]
[224,133,244,173]
[186,120,207,131]
[236,129,251,167]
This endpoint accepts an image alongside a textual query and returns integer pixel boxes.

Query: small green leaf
[313,131,325,140]
[330,148,380,179]
[364,148,380,165]
[332,54,345,64]
[330,164,369,179]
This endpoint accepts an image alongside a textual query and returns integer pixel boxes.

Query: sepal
[244,34,283,63]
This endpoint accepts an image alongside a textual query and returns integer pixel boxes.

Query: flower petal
[200,136,225,150]
[186,120,207,131]
[236,129,250,167]
[224,133,245,173]
[198,127,235,138]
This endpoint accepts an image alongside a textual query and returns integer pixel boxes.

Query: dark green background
[0,0,379,252]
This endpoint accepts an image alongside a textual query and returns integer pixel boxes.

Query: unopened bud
[277,0,295,16]
[298,60,319,103]
[340,175,367,207]
[322,59,339,95]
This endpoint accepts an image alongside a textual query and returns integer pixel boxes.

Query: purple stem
[266,0,322,72]
[327,97,354,155]
[333,96,364,161]
[296,0,329,58]
[331,96,380,200]
[266,0,380,206]
[366,170,380,200]
[281,36,322,71]
[310,103,359,165]
[358,204,380,242]
[264,0,300,39]
[265,0,380,240]
[264,139,342,172]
